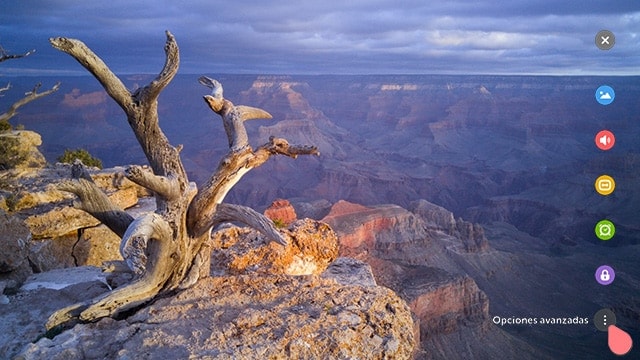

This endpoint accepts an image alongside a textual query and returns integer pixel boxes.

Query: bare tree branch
[58,161,134,238]
[207,203,287,245]
[0,46,35,63]
[187,79,319,238]
[119,213,173,276]
[0,82,61,123]
[142,31,180,101]
[0,82,11,96]
[50,32,187,209]
[200,76,272,151]
[49,37,132,111]
[125,165,180,201]
[256,136,320,159]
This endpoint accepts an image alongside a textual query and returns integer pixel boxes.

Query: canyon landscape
[2,74,640,358]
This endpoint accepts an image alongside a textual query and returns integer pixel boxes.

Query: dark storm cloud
[0,1,639,75]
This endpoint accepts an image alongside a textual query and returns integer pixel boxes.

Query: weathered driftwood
[45,32,319,331]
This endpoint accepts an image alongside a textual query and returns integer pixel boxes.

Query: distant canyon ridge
[5,74,640,246]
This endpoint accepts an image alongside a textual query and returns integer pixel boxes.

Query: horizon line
[2,72,640,78]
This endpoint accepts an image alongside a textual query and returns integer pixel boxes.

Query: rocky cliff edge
[1,190,415,359]
[6,257,415,359]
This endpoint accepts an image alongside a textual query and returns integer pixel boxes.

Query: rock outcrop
[0,187,415,360]
[403,271,489,338]
[320,256,378,287]
[0,163,151,291]
[322,199,492,357]
[0,130,47,171]
[0,210,33,292]
[263,198,297,226]
[0,267,110,358]
[16,273,415,360]
[410,199,489,253]
[5,253,415,360]
[210,218,339,276]
[322,200,429,256]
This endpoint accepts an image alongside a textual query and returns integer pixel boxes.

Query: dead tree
[0,45,35,63]
[0,82,61,123]
[45,31,318,330]
[0,45,60,123]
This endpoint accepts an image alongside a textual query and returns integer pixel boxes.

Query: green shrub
[272,218,287,229]
[0,119,11,133]
[57,148,103,169]
[0,136,27,170]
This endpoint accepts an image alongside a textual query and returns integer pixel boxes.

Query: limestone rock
[24,222,126,273]
[322,201,429,259]
[409,199,457,233]
[24,186,139,240]
[16,274,415,359]
[0,210,33,290]
[410,199,489,253]
[292,199,333,220]
[19,266,108,291]
[0,210,30,273]
[0,130,46,170]
[402,269,489,338]
[73,225,124,267]
[321,257,377,287]
[24,206,100,240]
[263,198,297,226]
[27,233,78,272]
[0,163,149,281]
[455,219,489,253]
[7,184,70,212]
[0,271,109,358]
[211,218,338,276]
[322,199,494,357]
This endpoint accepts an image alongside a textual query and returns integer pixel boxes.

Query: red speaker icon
[595,130,615,151]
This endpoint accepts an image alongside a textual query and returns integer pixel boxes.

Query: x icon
[595,30,615,50]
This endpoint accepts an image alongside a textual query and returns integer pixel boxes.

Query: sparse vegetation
[0,135,28,170]
[272,218,287,229]
[57,148,103,169]
[3,192,18,212]
[0,42,59,171]
[0,119,11,133]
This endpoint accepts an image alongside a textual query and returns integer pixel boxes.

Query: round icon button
[595,130,615,151]
[595,220,616,240]
[593,308,617,331]
[595,175,615,195]
[596,85,615,105]
[595,265,615,285]
[595,30,615,51]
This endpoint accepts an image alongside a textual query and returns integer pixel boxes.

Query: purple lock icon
[595,265,615,285]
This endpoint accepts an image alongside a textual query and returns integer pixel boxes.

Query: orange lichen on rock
[211,218,338,276]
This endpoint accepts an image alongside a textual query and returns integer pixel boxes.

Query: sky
[1,1,639,76]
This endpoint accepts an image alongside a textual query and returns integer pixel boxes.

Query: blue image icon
[596,85,615,105]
